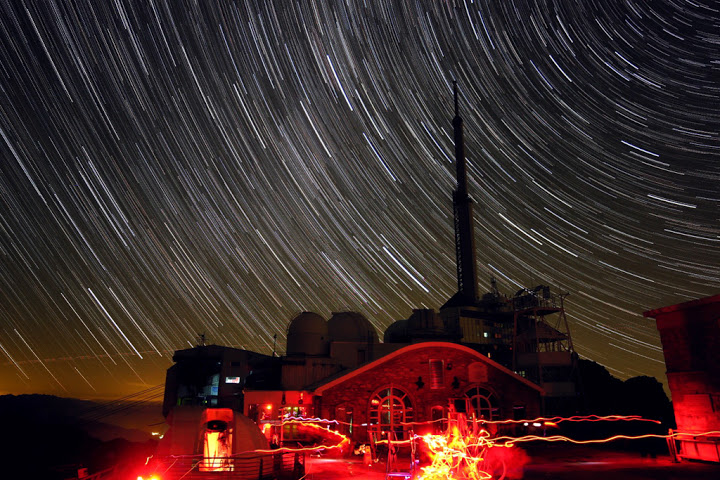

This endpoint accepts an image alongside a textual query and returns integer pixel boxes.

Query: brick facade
[315,342,542,443]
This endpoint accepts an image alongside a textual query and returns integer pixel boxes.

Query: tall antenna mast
[452,81,479,301]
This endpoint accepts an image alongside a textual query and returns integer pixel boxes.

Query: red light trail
[138,415,719,480]
[255,421,351,455]
[253,417,720,480]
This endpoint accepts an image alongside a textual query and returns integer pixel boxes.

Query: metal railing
[147,451,305,480]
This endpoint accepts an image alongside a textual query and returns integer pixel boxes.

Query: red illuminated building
[315,342,543,441]
[644,293,720,462]
[158,310,545,450]
[239,311,545,445]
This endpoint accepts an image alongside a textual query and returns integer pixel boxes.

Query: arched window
[465,386,500,420]
[368,386,414,439]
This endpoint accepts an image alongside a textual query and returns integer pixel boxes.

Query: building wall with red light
[317,343,542,444]
[644,294,720,462]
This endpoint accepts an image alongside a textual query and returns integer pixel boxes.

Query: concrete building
[162,342,273,417]
[644,294,720,462]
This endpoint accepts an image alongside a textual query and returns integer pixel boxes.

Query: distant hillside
[0,393,165,442]
[0,394,160,479]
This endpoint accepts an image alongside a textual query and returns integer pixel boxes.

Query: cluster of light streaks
[258,417,718,480]
[493,430,720,447]
[417,426,720,479]
[419,426,502,480]
[0,0,718,398]
[143,415,715,479]
[378,414,677,480]
[381,416,716,479]
[256,422,351,455]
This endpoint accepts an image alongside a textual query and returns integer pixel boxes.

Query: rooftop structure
[644,294,720,463]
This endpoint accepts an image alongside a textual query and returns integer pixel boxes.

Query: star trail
[0,0,718,399]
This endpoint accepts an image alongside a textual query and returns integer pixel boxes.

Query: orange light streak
[254,420,351,454]
[391,414,678,479]
[283,416,339,425]
[256,416,716,480]
[487,414,662,425]
[493,430,720,447]
[362,414,662,430]
[144,416,718,480]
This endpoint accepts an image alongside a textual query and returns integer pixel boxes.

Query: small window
[247,404,259,422]
[429,359,444,389]
[336,405,354,436]
[431,406,446,434]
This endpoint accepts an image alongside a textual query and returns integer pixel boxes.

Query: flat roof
[643,293,720,318]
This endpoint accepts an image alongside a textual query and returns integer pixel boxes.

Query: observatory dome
[328,311,379,343]
[286,311,329,355]
[383,319,409,343]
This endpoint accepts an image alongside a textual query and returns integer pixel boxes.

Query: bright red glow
[407,414,686,479]
[254,419,351,455]
[416,413,527,480]
[418,425,495,480]
[201,430,232,472]
[265,403,273,411]
[198,410,234,472]
[164,413,717,480]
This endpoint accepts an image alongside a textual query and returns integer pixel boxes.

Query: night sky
[1,1,718,400]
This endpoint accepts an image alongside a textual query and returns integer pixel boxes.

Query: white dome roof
[328,311,378,343]
[287,312,329,355]
[288,311,328,336]
[383,319,409,343]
